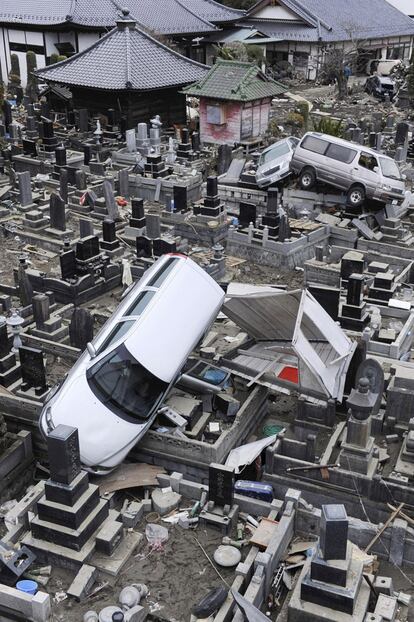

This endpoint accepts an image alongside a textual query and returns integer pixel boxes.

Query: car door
[323,142,358,190]
[352,152,379,197]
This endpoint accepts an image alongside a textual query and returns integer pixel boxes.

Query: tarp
[225,434,281,474]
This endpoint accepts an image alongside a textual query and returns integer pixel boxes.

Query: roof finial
[121,7,130,18]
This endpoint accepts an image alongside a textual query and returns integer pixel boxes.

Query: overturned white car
[40,255,224,473]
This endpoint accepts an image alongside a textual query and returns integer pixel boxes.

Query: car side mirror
[402,174,407,181]
[87,342,97,359]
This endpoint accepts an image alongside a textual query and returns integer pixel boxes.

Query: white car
[255,137,300,188]
[40,255,224,473]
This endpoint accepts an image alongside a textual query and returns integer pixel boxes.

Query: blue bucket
[16,580,38,595]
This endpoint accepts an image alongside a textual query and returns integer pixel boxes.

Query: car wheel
[347,185,365,207]
[299,168,316,190]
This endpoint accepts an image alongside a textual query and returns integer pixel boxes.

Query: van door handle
[353,167,359,171]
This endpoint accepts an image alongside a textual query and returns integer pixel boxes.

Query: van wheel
[299,168,316,190]
[347,185,365,207]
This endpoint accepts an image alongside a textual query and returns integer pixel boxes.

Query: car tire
[347,185,365,207]
[299,168,316,190]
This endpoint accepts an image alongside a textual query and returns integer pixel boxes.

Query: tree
[7,53,21,97]
[49,53,59,65]
[317,22,368,99]
[25,51,38,101]
[407,49,414,103]
[215,42,265,67]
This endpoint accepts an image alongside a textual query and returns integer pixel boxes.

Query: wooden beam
[364,503,404,553]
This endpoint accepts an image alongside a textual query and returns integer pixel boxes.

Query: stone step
[30,498,109,552]
[37,484,100,529]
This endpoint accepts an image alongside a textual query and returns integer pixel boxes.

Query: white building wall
[78,32,100,52]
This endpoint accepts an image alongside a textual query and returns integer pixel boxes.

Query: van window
[301,135,328,155]
[127,290,156,317]
[326,143,357,164]
[147,257,180,288]
[96,320,135,355]
[359,153,378,171]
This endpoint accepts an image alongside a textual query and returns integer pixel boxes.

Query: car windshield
[379,157,402,180]
[87,345,168,422]
[259,142,290,165]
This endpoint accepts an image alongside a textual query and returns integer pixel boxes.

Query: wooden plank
[97,462,166,494]
[250,517,279,551]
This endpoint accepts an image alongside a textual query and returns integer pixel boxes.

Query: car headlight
[382,184,392,191]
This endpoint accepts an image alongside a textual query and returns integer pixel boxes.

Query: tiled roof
[0,0,72,25]
[183,59,287,101]
[0,0,233,32]
[70,0,218,33]
[247,0,414,41]
[35,12,209,91]
[179,0,245,22]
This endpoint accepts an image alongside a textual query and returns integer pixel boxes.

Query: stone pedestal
[288,505,370,622]
[338,378,378,476]
[23,425,140,572]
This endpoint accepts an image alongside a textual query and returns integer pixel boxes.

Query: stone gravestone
[319,504,348,560]
[55,145,67,167]
[19,346,47,394]
[78,109,89,133]
[173,185,188,212]
[217,144,232,175]
[395,122,409,146]
[69,308,94,351]
[17,171,33,207]
[79,219,94,239]
[60,249,77,280]
[146,213,161,239]
[2,100,12,132]
[49,193,66,231]
[208,463,234,508]
[102,179,119,220]
[47,425,81,486]
[126,129,136,153]
[75,169,87,191]
[118,168,129,198]
[60,168,69,204]
[0,322,9,359]
[32,293,50,330]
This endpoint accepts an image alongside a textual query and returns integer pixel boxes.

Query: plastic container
[16,580,38,595]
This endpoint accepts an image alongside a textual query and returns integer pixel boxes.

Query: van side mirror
[402,174,407,181]
[87,342,97,359]
[373,166,379,173]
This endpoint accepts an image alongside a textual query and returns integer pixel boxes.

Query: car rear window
[301,136,328,155]
[326,143,357,164]
[147,257,180,288]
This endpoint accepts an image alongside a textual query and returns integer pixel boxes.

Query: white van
[290,132,406,207]
[39,255,225,473]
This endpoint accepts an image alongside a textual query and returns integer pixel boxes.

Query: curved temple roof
[35,12,210,91]
[0,0,244,33]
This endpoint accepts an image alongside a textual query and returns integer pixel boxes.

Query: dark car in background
[365,75,395,101]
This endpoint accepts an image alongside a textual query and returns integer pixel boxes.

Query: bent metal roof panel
[35,12,209,91]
